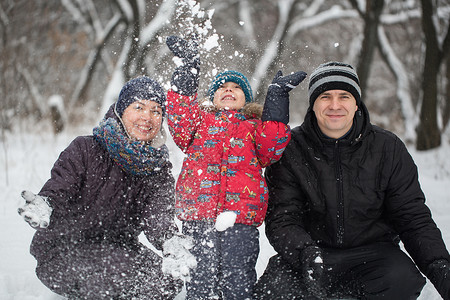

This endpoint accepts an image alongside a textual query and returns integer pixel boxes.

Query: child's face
[213,81,246,110]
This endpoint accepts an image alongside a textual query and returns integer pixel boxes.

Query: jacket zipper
[334,140,344,246]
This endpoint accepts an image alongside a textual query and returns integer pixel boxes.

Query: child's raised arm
[261,70,307,125]
[166,36,201,151]
[166,35,200,97]
[257,70,307,166]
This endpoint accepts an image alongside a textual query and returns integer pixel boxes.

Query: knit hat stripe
[309,75,361,100]
[309,65,360,86]
[308,61,361,107]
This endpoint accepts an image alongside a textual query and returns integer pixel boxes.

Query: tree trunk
[443,58,450,129]
[441,20,450,130]
[355,0,384,92]
[416,0,441,150]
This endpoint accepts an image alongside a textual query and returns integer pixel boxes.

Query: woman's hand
[18,190,52,229]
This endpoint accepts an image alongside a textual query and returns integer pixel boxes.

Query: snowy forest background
[1,0,450,299]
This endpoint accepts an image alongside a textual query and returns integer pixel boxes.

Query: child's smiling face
[213,81,246,110]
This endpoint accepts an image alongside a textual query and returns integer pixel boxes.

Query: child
[166,36,306,299]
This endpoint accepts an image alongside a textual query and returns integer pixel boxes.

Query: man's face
[313,89,358,139]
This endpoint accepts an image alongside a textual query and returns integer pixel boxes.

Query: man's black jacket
[265,102,449,275]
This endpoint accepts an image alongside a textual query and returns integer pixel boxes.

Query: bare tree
[350,0,385,92]
[62,0,123,111]
[444,57,450,128]
[416,0,450,150]
[2,0,450,148]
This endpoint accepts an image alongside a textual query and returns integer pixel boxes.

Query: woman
[18,76,189,299]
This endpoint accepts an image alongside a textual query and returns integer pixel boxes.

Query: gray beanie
[308,61,361,107]
[115,76,166,117]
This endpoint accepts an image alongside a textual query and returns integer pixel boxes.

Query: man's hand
[300,245,327,299]
[427,259,450,299]
[18,190,52,229]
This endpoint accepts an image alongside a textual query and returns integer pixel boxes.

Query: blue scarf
[93,117,170,176]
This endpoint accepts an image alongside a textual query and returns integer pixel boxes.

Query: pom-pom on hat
[208,70,254,103]
[308,61,361,107]
[115,76,166,117]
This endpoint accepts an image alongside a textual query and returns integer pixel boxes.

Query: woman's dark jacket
[264,102,449,274]
[30,107,176,262]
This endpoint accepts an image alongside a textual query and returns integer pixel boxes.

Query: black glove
[166,35,200,96]
[427,259,450,299]
[300,245,326,299]
[261,70,307,124]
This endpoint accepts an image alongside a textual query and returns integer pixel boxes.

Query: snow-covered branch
[84,0,103,35]
[377,26,417,141]
[116,0,134,23]
[61,0,90,32]
[288,5,358,38]
[68,12,123,110]
[252,0,297,96]
[140,0,177,44]
[302,0,326,17]
[238,0,257,50]
[16,64,46,117]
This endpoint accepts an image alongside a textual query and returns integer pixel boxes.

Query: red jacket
[167,90,291,226]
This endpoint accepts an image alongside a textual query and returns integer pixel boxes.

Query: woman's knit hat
[308,61,361,107]
[115,76,166,117]
[208,70,254,103]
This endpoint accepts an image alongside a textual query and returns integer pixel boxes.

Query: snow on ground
[0,123,448,299]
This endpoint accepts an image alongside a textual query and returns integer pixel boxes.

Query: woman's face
[213,81,246,110]
[121,99,163,142]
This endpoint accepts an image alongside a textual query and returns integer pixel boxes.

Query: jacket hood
[199,98,263,120]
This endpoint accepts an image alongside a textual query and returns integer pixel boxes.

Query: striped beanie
[208,70,254,103]
[308,61,361,107]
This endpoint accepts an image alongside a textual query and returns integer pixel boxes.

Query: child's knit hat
[208,70,254,103]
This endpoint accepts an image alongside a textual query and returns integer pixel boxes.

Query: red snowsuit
[167,90,291,227]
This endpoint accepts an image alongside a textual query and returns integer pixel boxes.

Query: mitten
[427,259,450,299]
[162,235,197,280]
[18,190,52,228]
[300,245,326,299]
[261,70,307,124]
[215,211,237,232]
[166,35,200,96]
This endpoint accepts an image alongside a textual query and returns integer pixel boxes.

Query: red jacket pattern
[167,90,291,227]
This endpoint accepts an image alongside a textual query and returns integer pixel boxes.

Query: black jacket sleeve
[142,166,178,250]
[265,145,315,270]
[384,137,449,273]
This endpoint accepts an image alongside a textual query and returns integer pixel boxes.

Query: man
[255,61,450,299]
